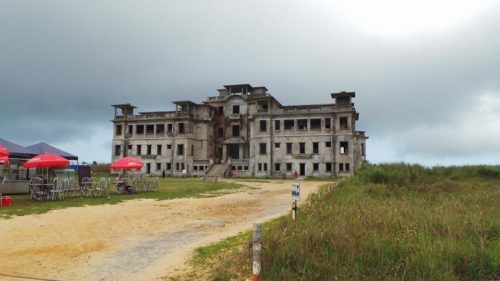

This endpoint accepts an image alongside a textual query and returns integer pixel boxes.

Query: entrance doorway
[227,144,239,159]
[299,163,305,176]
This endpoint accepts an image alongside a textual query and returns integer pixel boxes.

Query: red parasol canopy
[22,153,70,168]
[0,156,9,165]
[0,145,9,157]
[110,156,144,170]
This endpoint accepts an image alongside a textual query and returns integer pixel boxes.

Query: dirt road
[0,179,325,281]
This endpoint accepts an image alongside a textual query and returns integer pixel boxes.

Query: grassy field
[0,176,244,219]
[184,164,499,281]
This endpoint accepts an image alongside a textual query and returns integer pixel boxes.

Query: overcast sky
[1,0,500,165]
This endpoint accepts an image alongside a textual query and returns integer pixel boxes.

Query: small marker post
[252,223,262,281]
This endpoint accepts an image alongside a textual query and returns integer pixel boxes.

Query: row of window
[144,162,209,173]
[114,144,190,156]
[259,141,349,155]
[256,162,351,172]
[115,123,189,136]
[257,117,349,133]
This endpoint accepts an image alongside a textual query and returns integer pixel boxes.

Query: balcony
[230,113,241,120]
[141,155,157,159]
[293,154,312,159]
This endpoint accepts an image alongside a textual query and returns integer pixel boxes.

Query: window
[286,163,292,171]
[157,145,162,155]
[218,127,224,137]
[274,142,280,148]
[115,125,122,136]
[232,125,240,137]
[286,143,292,154]
[284,119,294,130]
[260,120,267,132]
[146,163,151,174]
[299,143,305,154]
[137,145,142,155]
[313,163,319,172]
[259,143,267,155]
[177,144,184,156]
[217,106,224,115]
[147,145,152,155]
[340,117,348,129]
[274,120,280,131]
[339,163,344,172]
[156,163,161,171]
[128,125,133,136]
[346,163,350,172]
[178,123,185,134]
[275,163,280,172]
[325,141,332,148]
[263,163,267,171]
[146,125,154,135]
[325,118,331,129]
[297,119,308,130]
[136,125,144,134]
[167,144,172,149]
[258,101,269,112]
[114,145,121,156]
[156,124,165,134]
[310,119,321,130]
[176,163,180,171]
[361,143,365,156]
[167,124,173,133]
[166,162,171,170]
[340,141,349,154]
[194,166,198,171]
[191,145,194,156]
[127,145,132,150]
[326,162,332,172]
[233,105,240,114]
[258,163,262,171]
[313,142,319,154]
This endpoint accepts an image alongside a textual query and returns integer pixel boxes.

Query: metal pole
[252,223,262,281]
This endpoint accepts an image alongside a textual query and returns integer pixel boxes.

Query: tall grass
[201,164,499,281]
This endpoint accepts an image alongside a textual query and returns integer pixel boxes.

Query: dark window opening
[274,142,280,148]
[191,145,194,157]
[310,119,321,130]
[361,143,365,156]
[313,142,319,154]
[326,162,332,172]
[136,125,144,134]
[157,145,162,155]
[274,120,280,131]
[286,143,292,154]
[137,145,142,155]
[128,145,132,150]
[313,163,319,172]
[114,145,121,156]
[178,123,185,134]
[167,124,173,133]
[166,163,171,170]
[325,118,331,129]
[339,163,344,172]
[284,120,294,130]
[156,163,161,171]
[258,101,269,112]
[177,144,184,156]
[115,125,122,136]
[232,125,240,137]
[146,125,154,135]
[128,125,133,135]
[340,141,349,155]
[260,120,267,132]
[167,144,172,149]
[259,143,267,155]
[340,117,348,129]
[263,163,267,171]
[218,127,224,137]
[325,141,332,148]
[233,105,240,114]
[275,163,280,172]
[299,143,305,154]
[346,163,350,172]
[297,119,308,130]
[218,106,224,115]
[146,163,151,174]
[156,124,165,134]
[147,145,152,155]
[286,163,292,171]
[258,163,262,171]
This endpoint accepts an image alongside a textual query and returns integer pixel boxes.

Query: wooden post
[252,223,262,281]
[291,200,297,220]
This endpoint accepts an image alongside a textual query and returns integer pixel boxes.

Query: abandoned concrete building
[111,84,367,178]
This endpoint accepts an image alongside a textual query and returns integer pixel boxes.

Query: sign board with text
[291,182,300,201]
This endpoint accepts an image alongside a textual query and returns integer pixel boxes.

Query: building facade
[111,84,367,177]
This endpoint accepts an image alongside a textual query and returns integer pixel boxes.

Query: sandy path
[0,179,325,281]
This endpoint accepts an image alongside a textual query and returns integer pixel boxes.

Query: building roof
[331,91,356,98]
[0,138,37,159]
[111,103,137,109]
[172,100,198,106]
[25,142,78,161]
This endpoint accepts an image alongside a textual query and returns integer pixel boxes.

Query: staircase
[206,164,226,177]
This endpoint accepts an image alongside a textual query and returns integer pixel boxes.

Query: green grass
[195,164,500,281]
[0,177,244,219]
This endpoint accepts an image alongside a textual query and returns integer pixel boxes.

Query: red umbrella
[0,156,9,165]
[0,145,9,157]
[110,156,144,170]
[22,153,70,168]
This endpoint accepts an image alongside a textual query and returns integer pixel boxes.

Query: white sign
[292,182,300,201]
